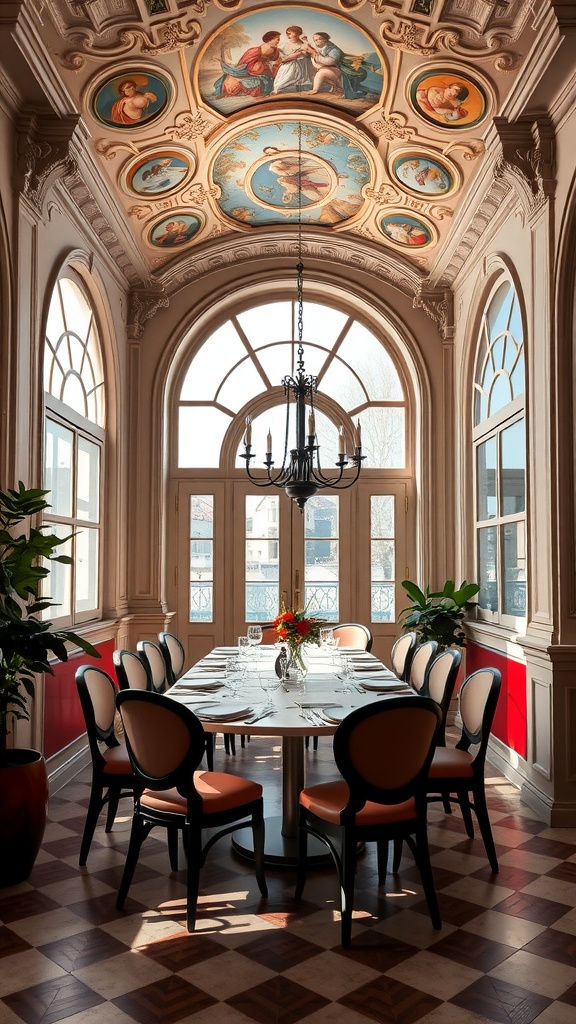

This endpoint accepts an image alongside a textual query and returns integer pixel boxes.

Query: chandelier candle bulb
[308,411,315,441]
[338,426,346,456]
[244,416,252,447]
[355,419,362,449]
[266,429,272,455]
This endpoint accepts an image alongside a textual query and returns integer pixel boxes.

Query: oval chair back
[75,665,134,865]
[332,622,373,652]
[425,647,462,744]
[390,631,417,681]
[158,631,186,686]
[137,639,169,693]
[113,648,153,691]
[409,640,438,693]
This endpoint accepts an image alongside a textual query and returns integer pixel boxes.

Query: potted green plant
[0,482,99,885]
[400,578,480,648]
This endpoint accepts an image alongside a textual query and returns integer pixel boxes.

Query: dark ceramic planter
[0,749,49,887]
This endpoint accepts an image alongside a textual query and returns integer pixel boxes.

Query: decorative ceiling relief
[195,8,385,118]
[87,64,175,130]
[211,121,372,228]
[407,64,492,130]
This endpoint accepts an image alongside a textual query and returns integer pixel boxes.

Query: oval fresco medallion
[407,65,491,131]
[146,211,204,250]
[195,6,385,117]
[389,149,461,199]
[87,65,174,131]
[121,148,195,198]
[211,121,370,228]
[378,211,437,250]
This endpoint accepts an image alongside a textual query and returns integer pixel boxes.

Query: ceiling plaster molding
[367,111,416,141]
[493,114,556,216]
[58,15,202,71]
[15,108,80,214]
[436,174,514,288]
[374,12,522,70]
[128,288,170,340]
[413,285,454,341]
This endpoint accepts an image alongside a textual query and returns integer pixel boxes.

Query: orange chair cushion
[141,770,262,816]
[428,746,474,780]
[102,744,133,774]
[300,780,417,826]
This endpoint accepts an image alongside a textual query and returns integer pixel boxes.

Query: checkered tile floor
[2,733,576,1024]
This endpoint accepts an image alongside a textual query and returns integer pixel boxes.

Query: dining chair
[393,667,502,874]
[408,640,438,693]
[115,689,268,931]
[295,696,442,946]
[390,631,418,681]
[158,631,186,686]
[332,622,373,653]
[75,666,135,866]
[425,647,462,745]
[113,648,152,691]
[137,639,169,693]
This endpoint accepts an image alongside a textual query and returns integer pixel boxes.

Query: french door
[175,478,409,664]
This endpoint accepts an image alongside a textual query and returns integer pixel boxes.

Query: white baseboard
[47,734,90,795]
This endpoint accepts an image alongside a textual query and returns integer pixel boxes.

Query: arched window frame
[42,266,105,626]
[472,274,526,628]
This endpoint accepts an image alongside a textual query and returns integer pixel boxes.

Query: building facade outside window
[473,278,526,625]
[42,269,105,625]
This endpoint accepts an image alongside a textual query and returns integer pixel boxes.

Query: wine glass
[335,654,354,694]
[260,670,282,706]
[319,627,334,652]
[247,624,263,658]
[225,657,241,699]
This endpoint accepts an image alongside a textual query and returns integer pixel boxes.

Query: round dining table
[167,646,409,867]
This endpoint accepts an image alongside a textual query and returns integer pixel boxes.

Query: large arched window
[177,299,406,470]
[473,278,526,623]
[43,269,105,624]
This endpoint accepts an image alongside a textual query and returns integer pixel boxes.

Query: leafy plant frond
[400,578,479,648]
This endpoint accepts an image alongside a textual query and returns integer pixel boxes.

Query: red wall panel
[465,641,527,759]
[43,639,116,759]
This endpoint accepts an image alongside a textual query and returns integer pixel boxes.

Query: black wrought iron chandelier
[240,124,364,512]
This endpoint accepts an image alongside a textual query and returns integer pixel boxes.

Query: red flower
[296,620,311,636]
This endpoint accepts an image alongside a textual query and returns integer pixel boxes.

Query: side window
[473,279,526,624]
[43,270,105,624]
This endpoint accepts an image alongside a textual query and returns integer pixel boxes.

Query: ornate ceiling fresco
[11,1,549,298]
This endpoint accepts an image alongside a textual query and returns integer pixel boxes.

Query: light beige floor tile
[8,907,94,945]
[189,1005,263,1024]
[385,950,482,1000]
[439,877,514,908]
[65,847,127,871]
[461,909,546,947]
[372,908,457,948]
[178,948,273,998]
[536,828,576,844]
[192,911,280,942]
[56,1006,137,1024]
[520,876,576,907]
[102,912,187,947]
[40,875,114,906]
[487,949,576,998]
[551,907,576,935]
[418,1005,490,1024]
[0,948,66,996]
[304,1006,377,1024]
[531,1003,576,1023]
[74,949,170,997]
[430,849,487,875]
[498,849,561,873]
[42,821,80,842]
[47,801,90,822]
[489,824,537,848]
[284,948,380,999]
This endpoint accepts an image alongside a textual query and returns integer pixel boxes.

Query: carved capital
[413,286,454,340]
[493,115,556,214]
[15,110,80,213]
[128,288,170,340]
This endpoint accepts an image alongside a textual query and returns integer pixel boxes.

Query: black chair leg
[224,734,236,755]
[377,838,389,883]
[116,816,147,909]
[409,829,441,930]
[473,784,499,873]
[80,783,104,866]
[168,826,179,871]
[205,734,214,770]
[294,809,308,901]
[105,787,120,832]
[340,830,357,948]
[392,837,402,873]
[457,790,475,838]
[185,826,203,932]
[252,806,268,898]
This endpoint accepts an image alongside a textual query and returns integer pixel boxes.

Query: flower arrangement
[272,606,326,674]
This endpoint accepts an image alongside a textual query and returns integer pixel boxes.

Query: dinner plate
[196,702,252,721]
[359,679,409,692]
[181,671,225,682]
[352,662,386,672]
[321,707,352,724]
[211,647,239,655]
[172,681,224,692]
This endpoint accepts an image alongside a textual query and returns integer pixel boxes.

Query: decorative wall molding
[376,13,521,69]
[58,15,202,70]
[437,174,513,287]
[368,112,415,141]
[128,288,170,339]
[493,115,556,216]
[413,284,454,339]
[164,111,212,143]
[15,110,80,214]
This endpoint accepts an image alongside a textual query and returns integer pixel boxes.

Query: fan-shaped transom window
[43,269,104,625]
[178,299,406,470]
[473,278,526,623]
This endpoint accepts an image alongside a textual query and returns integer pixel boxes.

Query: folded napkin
[181,671,224,681]
[353,670,398,681]
[352,662,386,672]
[172,682,224,692]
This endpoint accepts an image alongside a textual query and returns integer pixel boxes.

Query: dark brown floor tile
[428,929,515,971]
[68,891,149,925]
[470,863,539,889]
[28,860,79,888]
[227,976,329,1024]
[0,890,61,924]
[339,976,441,1024]
[494,891,570,925]
[450,975,551,1023]
[41,836,84,859]
[545,860,576,884]
[91,862,163,889]
[450,836,507,861]
[238,929,323,972]
[522,927,576,966]
[559,980,576,1006]
[333,933,420,972]
[494,815,547,835]
[0,926,33,959]
[138,931,224,970]
[3,974,104,1024]
[39,927,129,970]
[113,975,216,1023]
[53,815,88,835]
[401,864,465,890]
[412,892,484,926]
[517,836,576,860]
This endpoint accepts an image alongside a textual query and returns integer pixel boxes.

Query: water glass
[260,671,282,703]
[238,636,250,659]
[335,655,353,694]
[319,627,334,650]
[247,625,263,657]
[225,657,241,698]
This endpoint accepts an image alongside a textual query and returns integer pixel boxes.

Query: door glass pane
[76,437,100,522]
[190,495,213,622]
[359,408,405,468]
[503,521,526,616]
[477,525,498,612]
[476,438,496,520]
[304,496,338,621]
[501,420,525,514]
[44,419,74,517]
[179,407,231,468]
[75,526,99,613]
[371,496,395,622]
[245,495,279,622]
